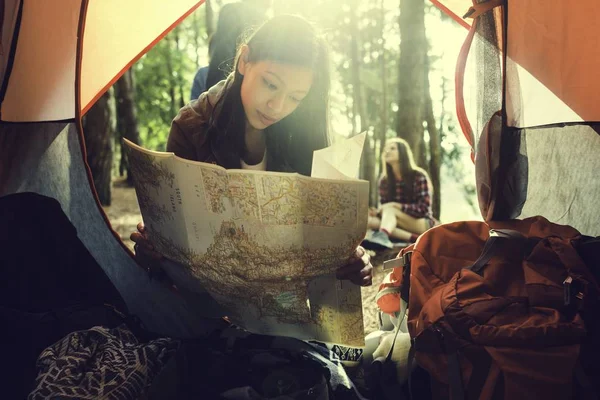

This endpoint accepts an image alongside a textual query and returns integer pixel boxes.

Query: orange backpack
[376,216,600,399]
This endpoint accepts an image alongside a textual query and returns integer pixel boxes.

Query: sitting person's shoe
[361,230,394,250]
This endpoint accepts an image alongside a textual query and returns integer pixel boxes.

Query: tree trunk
[165,34,177,119]
[396,0,427,168]
[349,1,377,206]
[193,8,201,68]
[205,0,214,39]
[115,69,140,185]
[84,89,114,206]
[425,59,441,220]
[377,0,388,178]
[173,28,186,110]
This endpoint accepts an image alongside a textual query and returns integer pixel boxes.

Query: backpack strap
[406,341,416,399]
[433,326,466,400]
[574,360,598,400]
[384,298,408,363]
[468,229,538,276]
[574,236,600,283]
[370,298,410,400]
[400,251,412,304]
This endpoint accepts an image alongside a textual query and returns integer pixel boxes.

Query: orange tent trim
[81,0,206,116]
[429,0,471,29]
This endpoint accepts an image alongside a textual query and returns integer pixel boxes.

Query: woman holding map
[131,14,372,287]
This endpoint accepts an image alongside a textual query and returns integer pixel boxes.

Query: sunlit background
[101,0,481,242]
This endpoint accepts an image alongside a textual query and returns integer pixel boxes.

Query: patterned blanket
[29,324,179,399]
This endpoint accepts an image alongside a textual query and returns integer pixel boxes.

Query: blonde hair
[381,138,431,201]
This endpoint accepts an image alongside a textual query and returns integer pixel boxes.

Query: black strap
[435,326,466,400]
[574,361,598,400]
[465,351,493,400]
[407,340,416,400]
[448,350,466,400]
[575,236,600,283]
[469,236,503,275]
[468,229,530,275]
[400,251,412,304]
[370,330,409,400]
[385,299,408,363]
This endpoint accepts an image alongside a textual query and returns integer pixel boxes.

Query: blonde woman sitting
[365,138,435,249]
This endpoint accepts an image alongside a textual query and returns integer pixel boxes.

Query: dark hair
[207,33,215,56]
[206,14,331,176]
[206,1,267,88]
[382,138,431,201]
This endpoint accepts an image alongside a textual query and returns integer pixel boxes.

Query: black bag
[146,325,367,400]
[0,193,129,399]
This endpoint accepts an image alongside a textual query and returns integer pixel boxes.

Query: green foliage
[134,9,208,151]
[126,1,476,214]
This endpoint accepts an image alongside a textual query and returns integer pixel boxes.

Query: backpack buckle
[382,251,412,270]
[563,276,585,306]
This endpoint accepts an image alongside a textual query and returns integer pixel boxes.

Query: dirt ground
[103,177,399,336]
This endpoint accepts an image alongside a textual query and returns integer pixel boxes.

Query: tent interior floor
[5,190,397,399]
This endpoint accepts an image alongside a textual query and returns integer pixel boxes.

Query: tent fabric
[475,112,600,236]
[469,5,503,149]
[0,0,204,122]
[436,0,600,127]
[0,0,22,92]
[443,0,600,235]
[511,125,600,236]
[455,3,503,152]
[1,0,80,122]
[505,0,600,127]
[0,121,225,337]
[81,0,204,116]
[430,0,471,29]
[0,0,207,335]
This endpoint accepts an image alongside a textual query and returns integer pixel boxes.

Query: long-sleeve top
[378,172,433,222]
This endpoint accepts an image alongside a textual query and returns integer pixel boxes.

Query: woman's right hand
[130,222,164,267]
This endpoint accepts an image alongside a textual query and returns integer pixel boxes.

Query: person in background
[190,35,214,100]
[205,0,271,90]
[364,138,435,249]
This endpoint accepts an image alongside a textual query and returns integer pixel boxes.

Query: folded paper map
[124,134,368,346]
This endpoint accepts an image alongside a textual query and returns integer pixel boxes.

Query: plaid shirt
[378,171,433,221]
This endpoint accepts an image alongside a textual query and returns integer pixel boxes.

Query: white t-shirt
[240,149,267,171]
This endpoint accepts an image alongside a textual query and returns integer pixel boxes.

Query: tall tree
[425,56,441,219]
[205,0,214,39]
[84,89,115,206]
[349,0,377,205]
[396,0,427,167]
[173,27,186,110]
[377,0,388,177]
[115,69,141,185]
[165,32,177,120]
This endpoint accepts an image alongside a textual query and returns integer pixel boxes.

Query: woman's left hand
[336,246,373,286]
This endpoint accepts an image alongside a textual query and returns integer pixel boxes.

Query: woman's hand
[130,222,164,268]
[336,246,373,286]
